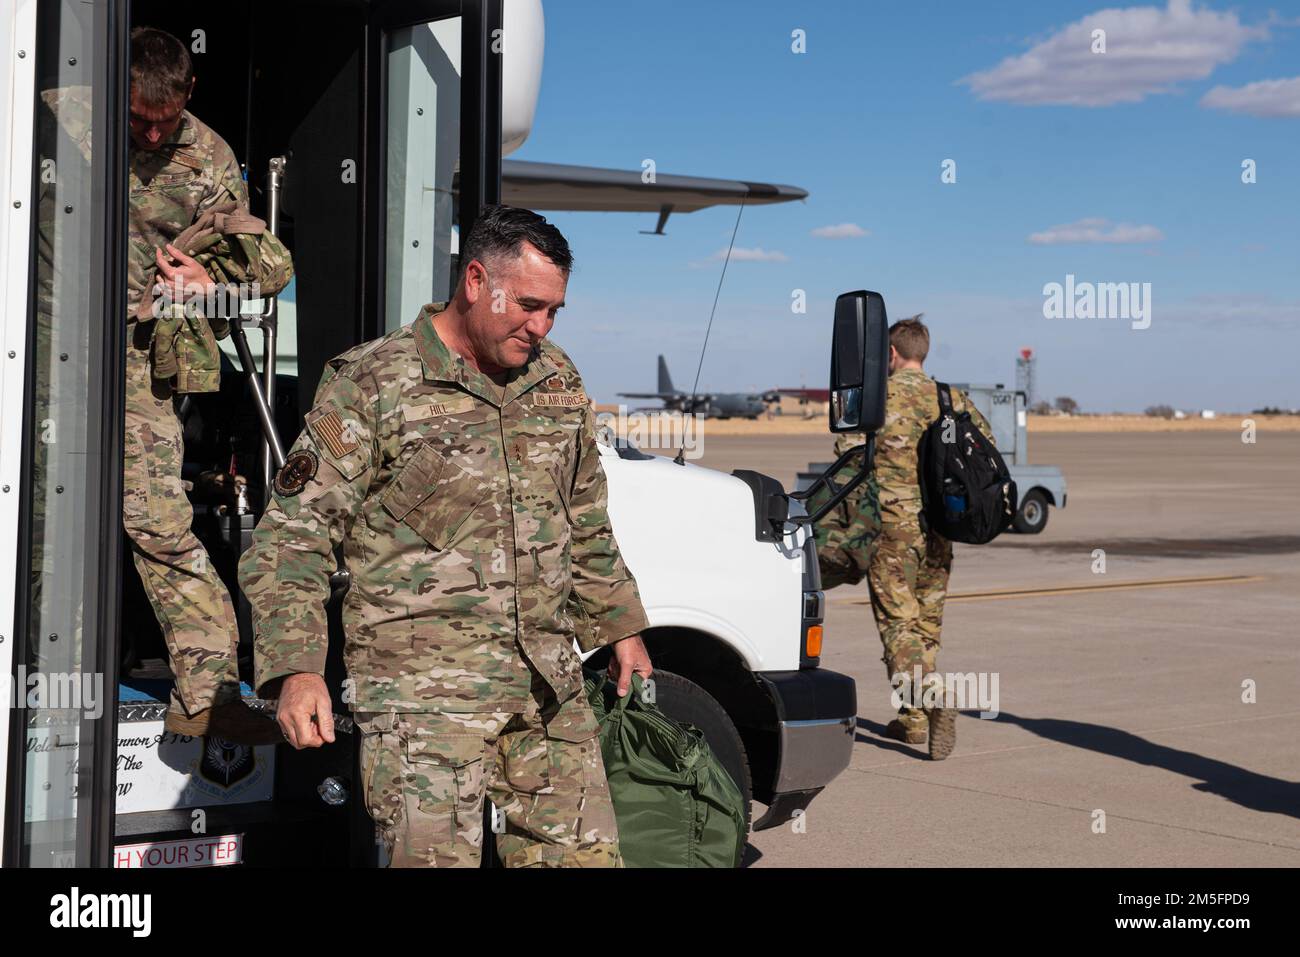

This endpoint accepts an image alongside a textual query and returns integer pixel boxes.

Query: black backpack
[918,382,1017,544]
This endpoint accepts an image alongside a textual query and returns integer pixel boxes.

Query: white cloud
[690,246,789,268]
[1200,76,1300,117]
[961,0,1267,107]
[1028,217,1164,245]
[811,223,868,239]
[727,247,789,262]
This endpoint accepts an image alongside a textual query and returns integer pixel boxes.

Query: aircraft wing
[616,392,674,400]
[502,160,808,232]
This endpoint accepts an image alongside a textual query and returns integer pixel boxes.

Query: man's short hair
[130,27,193,106]
[889,314,929,362]
[458,205,573,285]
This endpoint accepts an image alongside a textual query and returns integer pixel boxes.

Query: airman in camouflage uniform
[124,28,290,742]
[239,206,652,867]
[843,316,994,759]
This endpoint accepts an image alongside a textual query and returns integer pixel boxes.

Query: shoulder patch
[310,408,358,458]
[274,449,319,497]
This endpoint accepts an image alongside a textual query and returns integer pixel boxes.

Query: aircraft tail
[658,355,675,395]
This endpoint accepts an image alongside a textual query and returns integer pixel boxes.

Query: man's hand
[276,673,336,749]
[607,633,653,698]
[154,243,214,297]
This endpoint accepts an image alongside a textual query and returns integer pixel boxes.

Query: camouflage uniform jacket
[834,367,995,525]
[127,108,293,393]
[238,304,651,715]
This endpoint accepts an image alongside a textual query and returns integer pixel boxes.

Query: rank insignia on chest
[544,375,566,391]
[274,449,319,497]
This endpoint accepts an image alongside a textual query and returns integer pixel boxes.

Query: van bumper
[751,669,856,829]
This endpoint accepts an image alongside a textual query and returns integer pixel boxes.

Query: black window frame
[362,0,502,342]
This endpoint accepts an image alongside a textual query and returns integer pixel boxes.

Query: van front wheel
[649,670,753,848]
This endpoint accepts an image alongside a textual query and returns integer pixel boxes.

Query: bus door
[3,0,504,868]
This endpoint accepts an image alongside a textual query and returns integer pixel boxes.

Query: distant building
[774,395,827,418]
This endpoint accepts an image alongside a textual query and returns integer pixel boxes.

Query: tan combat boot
[883,710,928,744]
[925,706,957,760]
[165,700,283,746]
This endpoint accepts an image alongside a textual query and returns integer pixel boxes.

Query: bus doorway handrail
[227,156,289,504]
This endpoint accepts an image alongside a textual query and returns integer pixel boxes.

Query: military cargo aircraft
[619,355,779,419]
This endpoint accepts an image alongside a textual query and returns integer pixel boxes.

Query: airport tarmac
[642,431,1300,867]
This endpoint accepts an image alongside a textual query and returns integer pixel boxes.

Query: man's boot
[165,700,283,746]
[883,708,928,744]
[925,706,956,760]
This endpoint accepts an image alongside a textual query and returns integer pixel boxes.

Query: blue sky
[512,0,1299,412]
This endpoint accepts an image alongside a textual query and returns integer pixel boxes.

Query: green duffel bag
[585,671,746,868]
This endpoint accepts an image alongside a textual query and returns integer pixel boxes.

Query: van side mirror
[829,290,888,433]
[782,289,890,531]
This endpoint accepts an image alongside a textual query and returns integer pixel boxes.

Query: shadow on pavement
[855,716,925,758]
[993,534,1300,558]
[989,711,1300,820]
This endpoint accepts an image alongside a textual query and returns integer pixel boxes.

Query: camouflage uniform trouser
[868,518,953,725]
[123,323,241,716]
[355,669,622,869]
